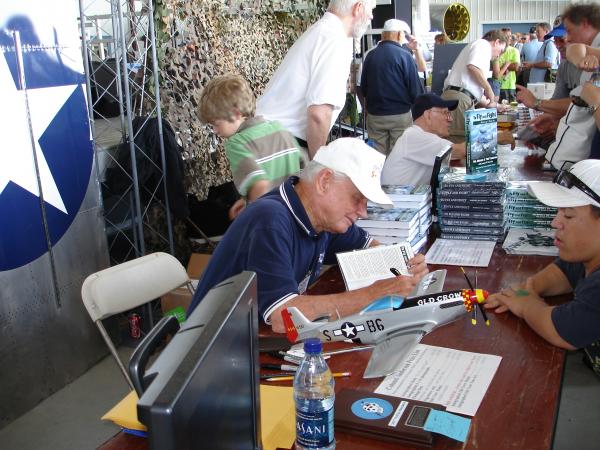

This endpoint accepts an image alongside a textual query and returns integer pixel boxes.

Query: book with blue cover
[382,185,431,201]
[357,207,421,230]
[464,108,498,174]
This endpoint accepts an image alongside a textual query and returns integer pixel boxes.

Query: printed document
[375,344,501,416]
[336,242,414,291]
[425,238,496,267]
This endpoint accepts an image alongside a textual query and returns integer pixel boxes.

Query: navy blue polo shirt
[187,177,372,324]
[359,40,425,116]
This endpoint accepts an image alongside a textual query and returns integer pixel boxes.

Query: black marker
[390,268,402,276]
[261,363,298,372]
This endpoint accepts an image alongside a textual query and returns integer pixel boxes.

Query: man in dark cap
[381,93,464,185]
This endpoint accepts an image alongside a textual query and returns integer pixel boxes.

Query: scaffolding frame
[78,0,174,266]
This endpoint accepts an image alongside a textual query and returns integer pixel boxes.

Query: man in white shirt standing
[256,0,376,159]
[440,29,507,142]
[381,93,465,186]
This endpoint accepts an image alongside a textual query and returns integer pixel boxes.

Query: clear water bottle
[294,338,335,450]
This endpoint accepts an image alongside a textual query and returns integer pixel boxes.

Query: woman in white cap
[485,160,600,375]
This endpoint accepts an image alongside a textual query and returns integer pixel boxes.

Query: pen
[260,372,297,380]
[267,351,301,365]
[390,267,401,276]
[262,372,352,382]
[278,351,303,364]
[261,363,298,372]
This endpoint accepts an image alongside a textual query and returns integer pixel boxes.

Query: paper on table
[374,344,501,416]
[102,385,296,450]
[425,238,496,267]
[101,390,147,431]
[336,242,414,291]
[260,384,295,450]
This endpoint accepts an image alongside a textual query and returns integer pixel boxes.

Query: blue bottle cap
[303,338,322,354]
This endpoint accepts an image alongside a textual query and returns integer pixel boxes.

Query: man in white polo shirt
[256,0,376,159]
[381,93,464,186]
[441,29,507,142]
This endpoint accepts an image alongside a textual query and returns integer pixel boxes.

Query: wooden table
[100,155,565,450]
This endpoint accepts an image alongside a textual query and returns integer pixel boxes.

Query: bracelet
[533,98,542,111]
[591,104,600,115]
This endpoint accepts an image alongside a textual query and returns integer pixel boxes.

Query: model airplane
[282,269,489,378]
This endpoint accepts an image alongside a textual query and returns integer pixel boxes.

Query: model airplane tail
[282,307,312,343]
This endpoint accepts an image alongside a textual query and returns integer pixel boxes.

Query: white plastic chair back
[81,252,193,388]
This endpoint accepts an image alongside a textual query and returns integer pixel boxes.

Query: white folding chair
[81,252,195,389]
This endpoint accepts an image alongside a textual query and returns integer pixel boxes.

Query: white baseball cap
[383,19,411,34]
[528,160,600,208]
[313,138,393,207]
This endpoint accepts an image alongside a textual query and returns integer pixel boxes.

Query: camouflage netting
[156,0,326,201]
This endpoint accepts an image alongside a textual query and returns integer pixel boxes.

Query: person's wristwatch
[533,98,542,111]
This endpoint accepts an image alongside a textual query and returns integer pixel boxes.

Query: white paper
[336,243,414,291]
[425,238,496,267]
[375,344,501,416]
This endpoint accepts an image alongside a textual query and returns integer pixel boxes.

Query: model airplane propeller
[281,269,490,379]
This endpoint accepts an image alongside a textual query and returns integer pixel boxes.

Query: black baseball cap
[411,93,459,120]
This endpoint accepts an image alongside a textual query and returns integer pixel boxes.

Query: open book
[336,242,414,291]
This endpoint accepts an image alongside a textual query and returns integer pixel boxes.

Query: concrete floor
[0,349,598,450]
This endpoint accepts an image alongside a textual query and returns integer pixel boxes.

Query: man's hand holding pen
[382,254,428,297]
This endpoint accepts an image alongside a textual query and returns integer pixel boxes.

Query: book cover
[439,232,502,242]
[437,196,505,205]
[465,108,498,173]
[439,225,506,236]
[436,203,504,212]
[439,218,505,228]
[335,388,444,447]
[438,167,507,188]
[440,210,504,220]
[357,207,420,230]
[502,228,558,256]
[382,184,431,201]
[363,226,420,239]
[437,188,505,197]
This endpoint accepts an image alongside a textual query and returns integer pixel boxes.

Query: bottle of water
[293,338,335,450]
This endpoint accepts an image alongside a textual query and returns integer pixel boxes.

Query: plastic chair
[81,252,194,389]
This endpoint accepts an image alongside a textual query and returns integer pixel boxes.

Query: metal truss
[78,0,174,265]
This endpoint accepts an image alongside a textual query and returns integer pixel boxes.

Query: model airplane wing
[363,330,424,379]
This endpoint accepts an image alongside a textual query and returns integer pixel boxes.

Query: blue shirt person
[187,138,428,333]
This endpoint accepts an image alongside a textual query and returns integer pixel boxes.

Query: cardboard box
[186,253,212,280]
[160,253,212,316]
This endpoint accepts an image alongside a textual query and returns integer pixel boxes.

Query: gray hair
[328,0,360,16]
[299,161,349,183]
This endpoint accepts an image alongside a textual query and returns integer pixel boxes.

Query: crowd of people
[187,0,600,376]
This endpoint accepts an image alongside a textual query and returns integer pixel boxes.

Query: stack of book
[363,185,432,252]
[358,206,429,253]
[504,181,557,229]
[436,168,507,242]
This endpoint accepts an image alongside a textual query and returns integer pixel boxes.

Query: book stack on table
[504,181,557,229]
[436,168,508,242]
[359,185,432,253]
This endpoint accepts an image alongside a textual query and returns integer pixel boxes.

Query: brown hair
[482,29,509,45]
[562,3,600,29]
[197,74,256,123]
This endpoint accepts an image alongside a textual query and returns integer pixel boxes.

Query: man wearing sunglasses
[485,160,600,376]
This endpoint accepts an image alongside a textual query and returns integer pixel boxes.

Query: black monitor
[430,146,453,216]
[129,271,261,450]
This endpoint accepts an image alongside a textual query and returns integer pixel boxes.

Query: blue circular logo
[351,397,393,420]
[1,15,93,271]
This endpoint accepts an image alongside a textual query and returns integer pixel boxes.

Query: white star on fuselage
[0,53,75,214]
[342,323,356,337]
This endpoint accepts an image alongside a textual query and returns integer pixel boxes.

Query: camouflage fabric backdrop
[156,0,326,200]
